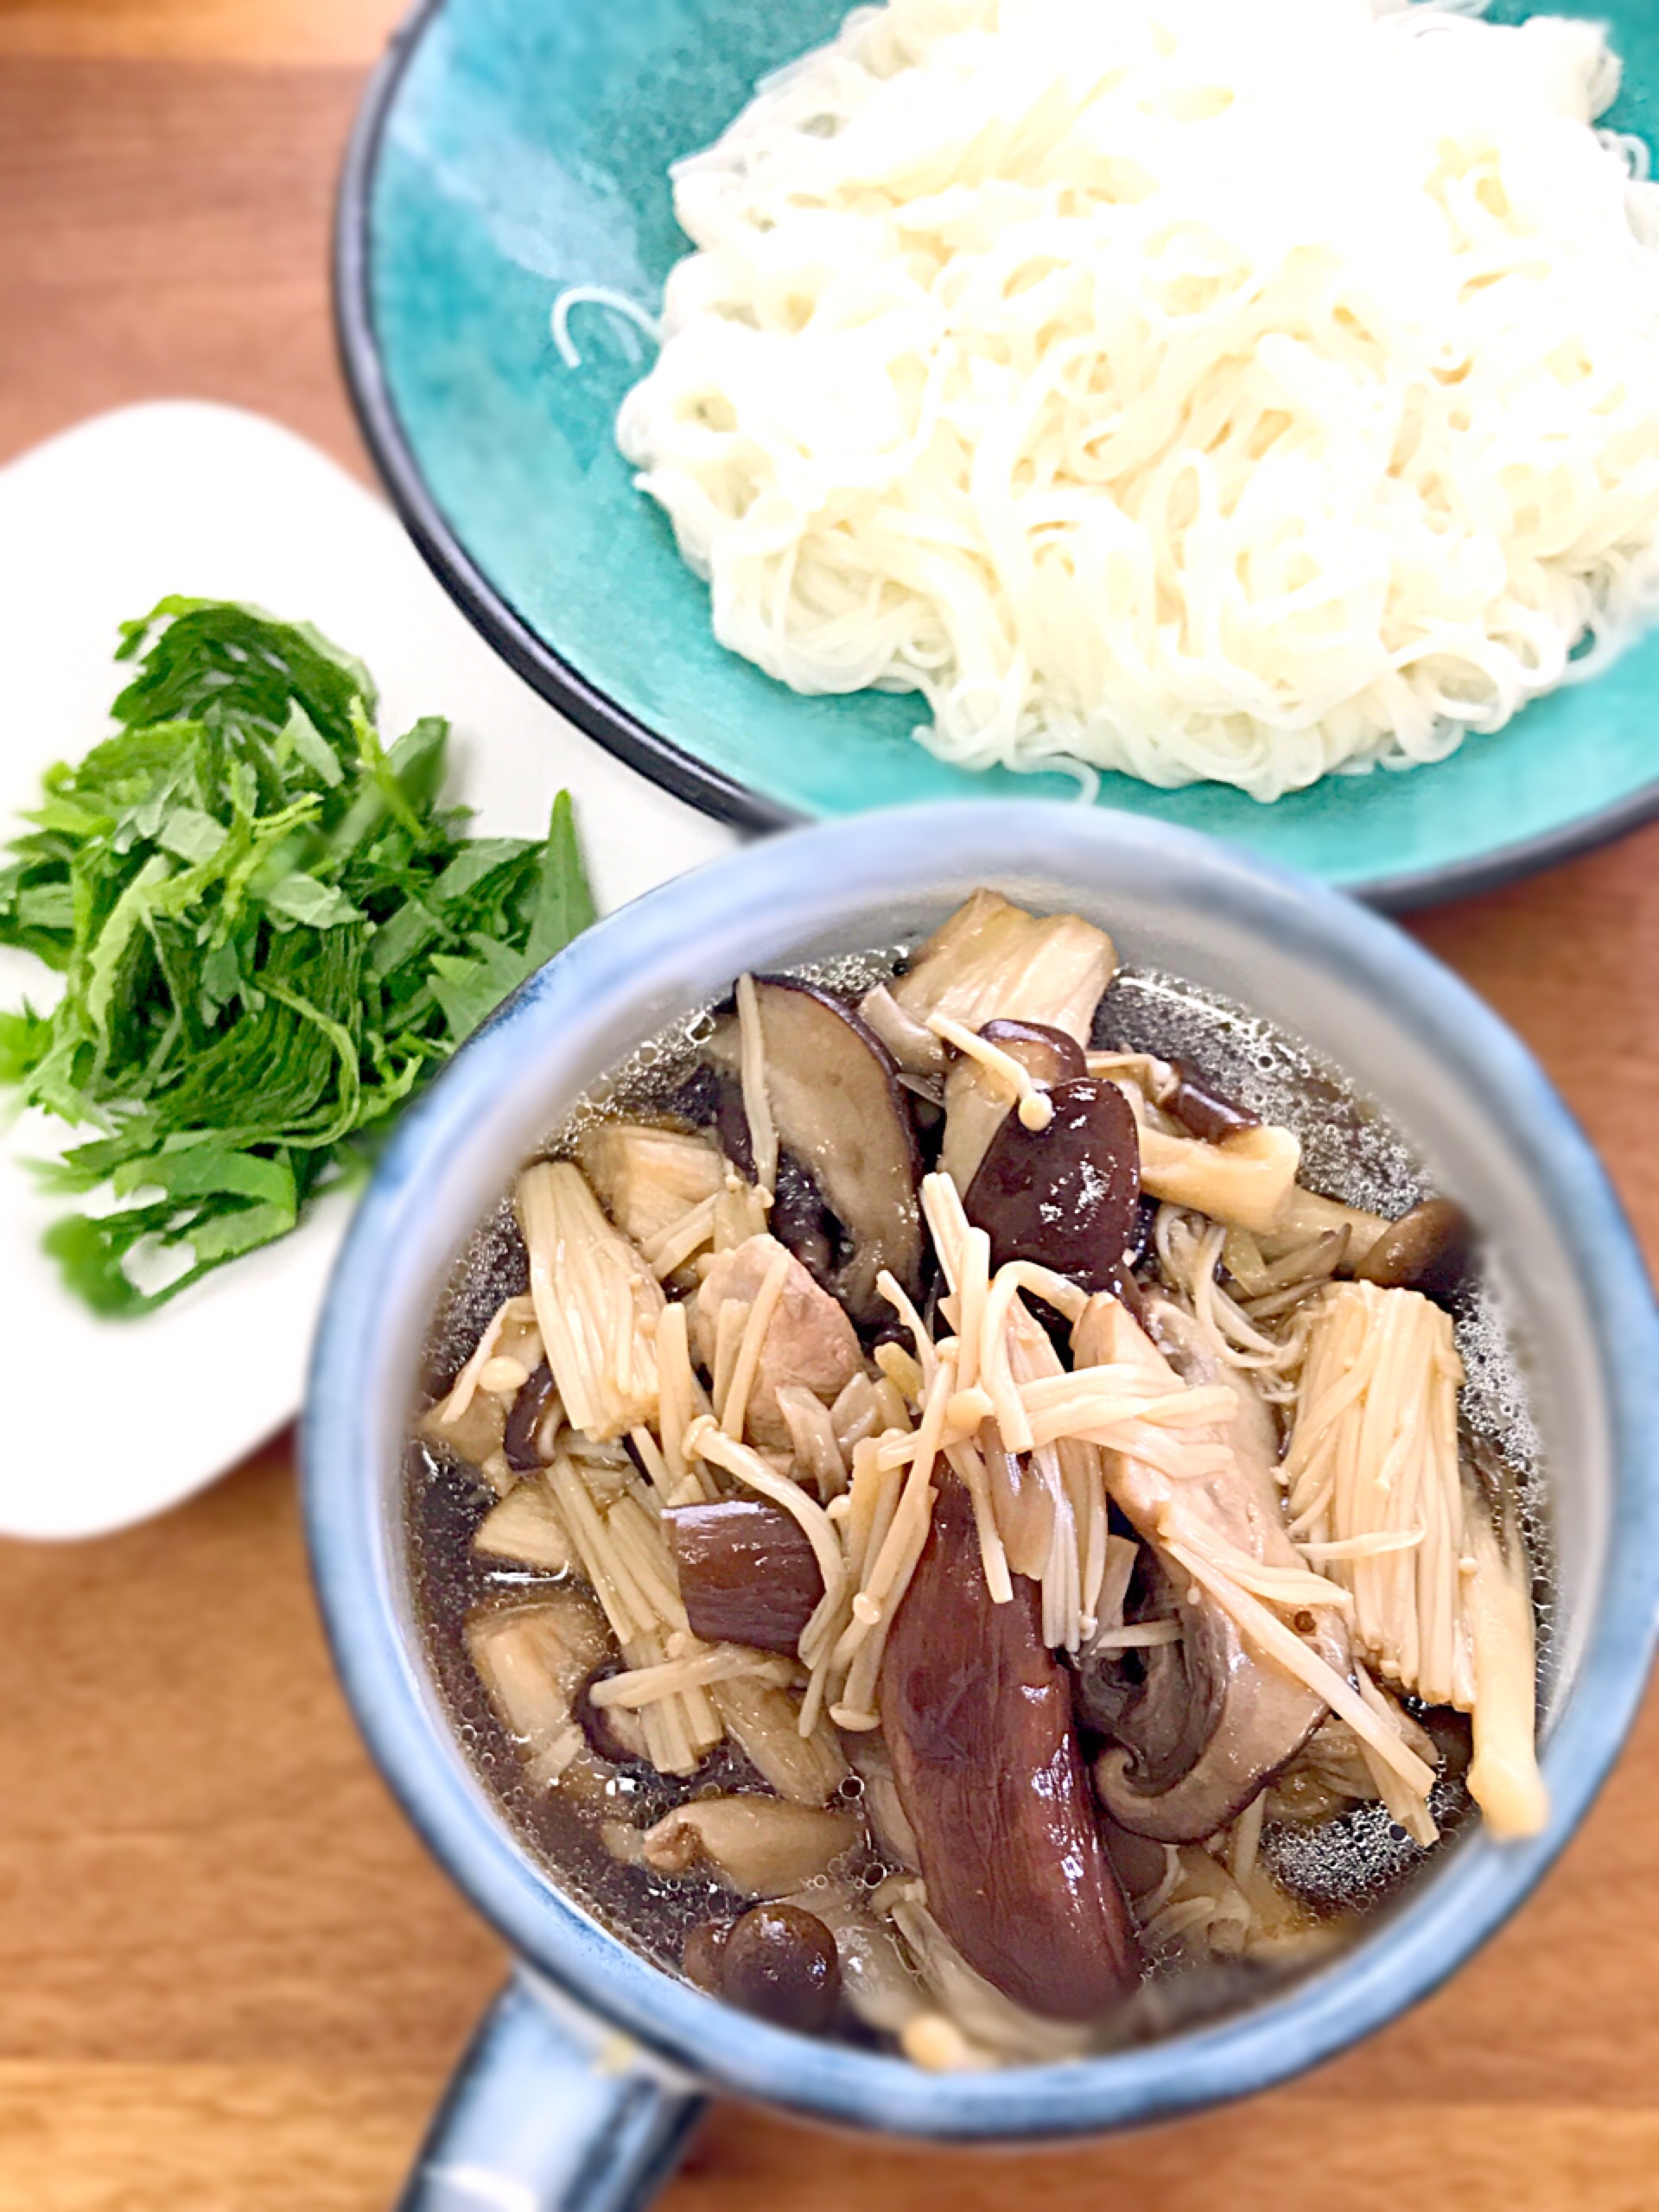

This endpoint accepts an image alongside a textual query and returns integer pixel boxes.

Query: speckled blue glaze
[305,804,1659,2201]
[339,0,1659,904]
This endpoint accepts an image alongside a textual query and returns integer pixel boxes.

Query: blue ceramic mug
[303,803,1659,2211]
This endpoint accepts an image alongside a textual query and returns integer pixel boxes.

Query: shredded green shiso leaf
[0,597,595,1315]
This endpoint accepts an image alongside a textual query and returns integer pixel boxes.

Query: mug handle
[398,1972,707,2212]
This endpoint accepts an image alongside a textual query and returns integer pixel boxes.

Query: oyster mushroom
[465,1590,613,1791]
[1082,1552,1328,1843]
[866,890,1117,1074]
[641,1796,859,1897]
[1073,1295,1340,1841]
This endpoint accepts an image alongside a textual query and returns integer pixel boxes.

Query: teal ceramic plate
[338,0,1659,908]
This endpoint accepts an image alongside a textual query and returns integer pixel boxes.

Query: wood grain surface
[5,7,1659,2208]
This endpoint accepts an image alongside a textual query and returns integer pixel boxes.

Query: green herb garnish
[0,597,595,1315]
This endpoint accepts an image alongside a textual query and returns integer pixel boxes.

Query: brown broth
[404,951,1549,2058]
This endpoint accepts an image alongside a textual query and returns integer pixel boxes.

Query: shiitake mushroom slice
[706,978,924,1326]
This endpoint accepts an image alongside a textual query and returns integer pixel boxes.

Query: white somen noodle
[615,0,1659,801]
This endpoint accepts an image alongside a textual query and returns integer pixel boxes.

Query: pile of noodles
[614,0,1659,801]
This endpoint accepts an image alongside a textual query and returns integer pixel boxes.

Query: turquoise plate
[338,0,1659,907]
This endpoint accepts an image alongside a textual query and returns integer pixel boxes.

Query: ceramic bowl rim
[302,798,1659,2143]
[331,0,1659,914]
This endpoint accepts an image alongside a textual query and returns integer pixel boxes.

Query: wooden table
[5,6,1659,2206]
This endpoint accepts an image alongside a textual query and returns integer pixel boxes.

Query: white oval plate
[0,401,736,1540]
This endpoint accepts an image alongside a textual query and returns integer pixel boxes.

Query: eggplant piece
[709,980,924,1322]
[881,1481,1141,2020]
[667,1500,825,1654]
[715,979,925,1326]
[963,1077,1141,1297]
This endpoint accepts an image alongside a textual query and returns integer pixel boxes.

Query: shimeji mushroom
[685,1904,844,2031]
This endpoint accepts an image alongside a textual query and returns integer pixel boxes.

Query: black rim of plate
[334,0,1659,912]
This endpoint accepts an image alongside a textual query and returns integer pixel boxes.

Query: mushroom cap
[963,1077,1141,1296]
[1354,1196,1472,1297]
